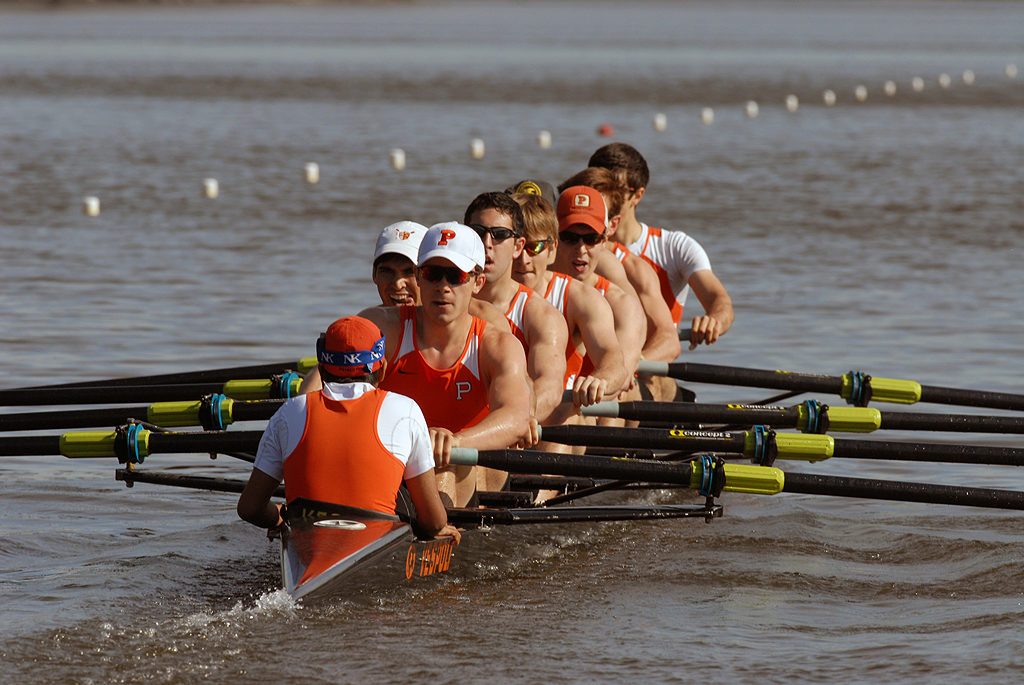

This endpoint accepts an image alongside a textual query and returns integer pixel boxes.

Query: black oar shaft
[833,438,1024,466]
[661,362,840,394]
[541,425,745,453]
[0,383,229,406]
[880,411,1024,433]
[0,406,150,432]
[468,449,698,485]
[19,360,304,391]
[918,384,1024,412]
[784,472,1024,510]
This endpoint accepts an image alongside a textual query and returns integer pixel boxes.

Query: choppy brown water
[2,1,1024,682]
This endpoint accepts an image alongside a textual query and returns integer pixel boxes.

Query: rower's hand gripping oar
[637,360,1024,412]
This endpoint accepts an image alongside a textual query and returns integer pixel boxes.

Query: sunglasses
[470,224,518,243]
[558,231,605,246]
[419,264,474,286]
[522,239,552,256]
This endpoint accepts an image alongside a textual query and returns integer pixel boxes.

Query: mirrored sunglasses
[558,231,605,246]
[470,224,518,242]
[522,239,552,256]
[418,264,474,285]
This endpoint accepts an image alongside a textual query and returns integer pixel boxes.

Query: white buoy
[911,77,925,92]
[304,162,320,184]
[854,85,868,102]
[469,138,485,160]
[745,100,759,118]
[883,80,897,96]
[938,73,952,89]
[700,107,715,125]
[390,148,406,171]
[82,196,100,217]
[822,89,837,106]
[962,70,975,86]
[537,129,552,149]
[653,112,667,132]
[1007,63,1019,79]
[203,178,219,199]
[784,94,799,112]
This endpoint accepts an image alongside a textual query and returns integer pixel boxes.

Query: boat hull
[280,517,457,602]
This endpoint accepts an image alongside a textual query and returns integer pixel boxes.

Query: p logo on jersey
[455,381,472,400]
[437,230,457,246]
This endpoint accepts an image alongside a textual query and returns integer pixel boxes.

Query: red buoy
[598,123,614,137]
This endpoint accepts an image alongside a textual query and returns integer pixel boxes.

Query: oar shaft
[833,437,1024,466]
[1,383,229,406]
[641,361,841,395]
[918,384,1024,412]
[880,411,1024,433]
[784,472,1024,510]
[540,424,746,453]
[19,360,308,391]
[0,406,150,432]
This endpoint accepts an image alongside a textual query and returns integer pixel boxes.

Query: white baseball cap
[418,222,485,272]
[373,221,429,263]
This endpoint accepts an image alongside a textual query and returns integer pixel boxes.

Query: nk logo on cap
[573,194,590,207]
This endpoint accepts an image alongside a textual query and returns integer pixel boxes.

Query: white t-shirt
[626,222,712,315]
[254,382,434,482]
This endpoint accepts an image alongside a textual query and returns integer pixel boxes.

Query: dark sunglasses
[558,231,605,246]
[522,239,552,256]
[419,264,474,285]
[470,224,518,243]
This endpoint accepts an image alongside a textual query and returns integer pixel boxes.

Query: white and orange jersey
[611,243,631,264]
[543,273,585,389]
[504,282,533,353]
[254,382,434,515]
[626,223,712,325]
[380,305,490,433]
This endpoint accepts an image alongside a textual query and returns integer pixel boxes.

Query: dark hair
[464,191,526,235]
[588,143,650,192]
[319,365,383,386]
[557,166,630,217]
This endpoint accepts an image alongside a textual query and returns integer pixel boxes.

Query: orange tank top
[283,388,405,514]
[504,282,532,353]
[381,306,490,432]
[543,273,585,389]
[636,227,684,325]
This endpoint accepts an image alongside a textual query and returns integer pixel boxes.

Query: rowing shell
[280,517,457,602]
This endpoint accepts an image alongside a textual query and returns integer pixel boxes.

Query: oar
[451,448,1024,510]
[637,360,1024,411]
[115,468,284,497]
[0,428,264,460]
[13,358,317,391]
[539,425,1024,466]
[0,376,303,407]
[0,397,282,432]
[584,400,1024,434]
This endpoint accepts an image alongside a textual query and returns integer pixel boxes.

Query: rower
[510,192,627,413]
[237,316,460,543]
[372,221,429,306]
[463,191,568,426]
[558,167,682,378]
[359,222,533,507]
[588,143,734,349]
[551,185,647,390]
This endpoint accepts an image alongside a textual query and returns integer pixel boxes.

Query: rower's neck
[415,308,472,360]
[616,214,643,246]
[477,274,519,310]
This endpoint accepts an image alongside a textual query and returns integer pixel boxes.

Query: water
[1,1,1024,681]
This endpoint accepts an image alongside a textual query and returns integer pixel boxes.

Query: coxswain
[237,316,460,543]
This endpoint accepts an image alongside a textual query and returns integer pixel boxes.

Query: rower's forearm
[642,329,683,363]
[456,409,531,450]
[533,376,567,424]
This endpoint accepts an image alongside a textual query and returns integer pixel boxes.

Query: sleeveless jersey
[282,388,406,514]
[611,243,631,264]
[503,282,533,353]
[381,306,490,432]
[544,273,585,389]
[627,224,712,326]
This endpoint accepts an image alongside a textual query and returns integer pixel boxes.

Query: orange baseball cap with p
[556,185,608,234]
